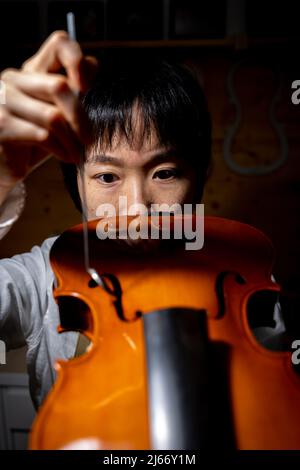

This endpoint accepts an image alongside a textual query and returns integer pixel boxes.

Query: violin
[29,214,300,450]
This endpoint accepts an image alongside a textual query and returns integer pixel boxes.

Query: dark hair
[61,54,211,212]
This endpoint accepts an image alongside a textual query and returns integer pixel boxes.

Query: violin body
[30,216,300,449]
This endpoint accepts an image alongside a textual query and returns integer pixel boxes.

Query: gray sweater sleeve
[0,237,57,351]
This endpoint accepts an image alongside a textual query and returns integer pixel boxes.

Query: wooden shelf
[58,36,298,50]
[79,38,235,49]
[23,36,297,51]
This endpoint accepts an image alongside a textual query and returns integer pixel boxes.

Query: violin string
[67,12,104,288]
[66,12,89,273]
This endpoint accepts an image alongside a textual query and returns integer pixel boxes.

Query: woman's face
[78,112,200,220]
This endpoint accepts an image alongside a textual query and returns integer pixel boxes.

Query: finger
[5,85,82,162]
[0,111,77,163]
[0,107,47,142]
[22,31,91,93]
[2,70,91,145]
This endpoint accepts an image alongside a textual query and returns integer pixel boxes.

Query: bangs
[83,98,157,153]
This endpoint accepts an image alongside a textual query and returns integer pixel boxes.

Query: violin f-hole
[89,272,141,323]
[215,270,246,318]
[56,295,93,335]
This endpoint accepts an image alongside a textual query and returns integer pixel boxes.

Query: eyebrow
[86,149,180,168]
[88,154,123,166]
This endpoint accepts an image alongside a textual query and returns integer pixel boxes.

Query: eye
[153,169,179,180]
[95,173,119,184]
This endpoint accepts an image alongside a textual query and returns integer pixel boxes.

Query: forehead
[86,112,164,162]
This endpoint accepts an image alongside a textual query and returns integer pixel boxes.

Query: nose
[119,176,150,215]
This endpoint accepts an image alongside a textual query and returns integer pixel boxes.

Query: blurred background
[0,0,299,448]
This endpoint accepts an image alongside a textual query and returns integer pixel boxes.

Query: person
[0,31,285,410]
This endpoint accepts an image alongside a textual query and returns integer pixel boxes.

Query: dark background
[0,0,300,371]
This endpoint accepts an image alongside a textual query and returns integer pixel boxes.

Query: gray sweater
[0,236,78,408]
